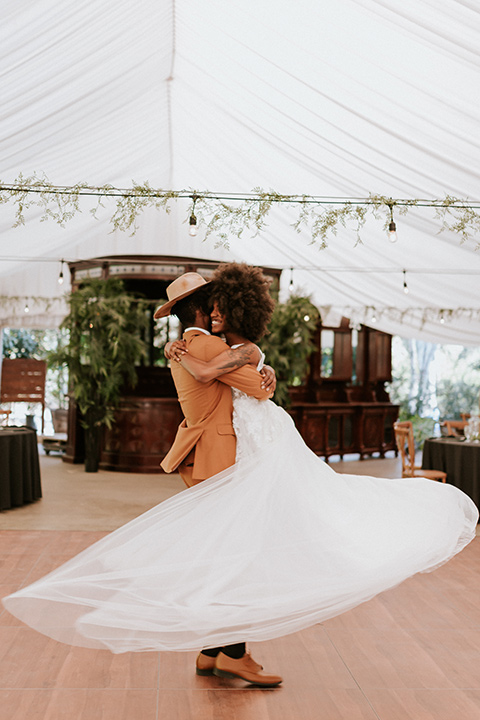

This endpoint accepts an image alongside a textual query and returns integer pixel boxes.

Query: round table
[0,426,42,510]
[422,436,480,507]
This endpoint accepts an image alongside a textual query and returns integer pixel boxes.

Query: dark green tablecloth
[422,437,480,507]
[0,426,42,510]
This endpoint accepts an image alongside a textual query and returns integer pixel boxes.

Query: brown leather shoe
[213,651,283,686]
[196,652,216,676]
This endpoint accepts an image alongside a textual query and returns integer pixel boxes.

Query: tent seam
[166,0,176,187]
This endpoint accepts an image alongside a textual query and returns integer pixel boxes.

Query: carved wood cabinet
[289,402,398,461]
[287,318,399,460]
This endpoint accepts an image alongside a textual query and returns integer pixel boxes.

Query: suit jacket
[161,329,269,484]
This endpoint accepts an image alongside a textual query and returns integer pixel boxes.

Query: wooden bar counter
[100,397,183,473]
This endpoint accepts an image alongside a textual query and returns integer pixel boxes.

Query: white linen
[1,1,480,343]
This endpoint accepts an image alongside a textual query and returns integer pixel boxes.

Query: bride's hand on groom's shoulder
[261,365,276,395]
[164,340,188,362]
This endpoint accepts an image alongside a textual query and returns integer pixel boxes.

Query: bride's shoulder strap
[253,344,265,371]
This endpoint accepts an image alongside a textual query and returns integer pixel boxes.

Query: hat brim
[154,281,211,319]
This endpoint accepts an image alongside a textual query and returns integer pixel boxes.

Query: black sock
[201,647,221,658]
[201,642,246,659]
[220,643,246,659]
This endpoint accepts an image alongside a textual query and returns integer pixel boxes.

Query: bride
[3,263,478,655]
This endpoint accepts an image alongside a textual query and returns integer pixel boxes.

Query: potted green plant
[260,294,319,407]
[51,278,148,471]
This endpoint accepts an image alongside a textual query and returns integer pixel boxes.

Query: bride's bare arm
[164,340,187,361]
[165,339,276,392]
[180,343,259,382]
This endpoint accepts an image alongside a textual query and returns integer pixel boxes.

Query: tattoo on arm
[216,345,256,371]
[179,342,260,382]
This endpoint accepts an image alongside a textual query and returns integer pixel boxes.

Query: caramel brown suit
[161,329,269,486]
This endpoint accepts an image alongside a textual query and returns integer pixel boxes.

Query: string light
[2,181,480,210]
[58,259,64,285]
[2,179,480,251]
[387,201,397,243]
[403,270,409,294]
[343,306,476,330]
[189,194,198,237]
[289,267,294,293]
[24,302,29,313]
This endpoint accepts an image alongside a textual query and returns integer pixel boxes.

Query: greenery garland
[345,306,480,331]
[0,295,64,316]
[1,174,480,249]
[2,295,479,332]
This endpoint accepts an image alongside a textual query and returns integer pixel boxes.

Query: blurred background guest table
[0,426,42,510]
[422,437,480,507]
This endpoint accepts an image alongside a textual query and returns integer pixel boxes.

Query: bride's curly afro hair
[210,262,275,342]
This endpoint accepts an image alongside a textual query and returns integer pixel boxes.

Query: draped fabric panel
[1,0,480,343]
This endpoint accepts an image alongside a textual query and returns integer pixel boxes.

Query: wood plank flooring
[1,529,479,720]
[0,451,403,532]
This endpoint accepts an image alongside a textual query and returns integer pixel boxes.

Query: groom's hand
[260,365,276,395]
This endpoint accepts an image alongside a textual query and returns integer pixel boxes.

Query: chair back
[0,408,11,426]
[393,421,416,477]
[444,420,467,436]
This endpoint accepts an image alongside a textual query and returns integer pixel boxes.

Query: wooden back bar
[62,257,398,470]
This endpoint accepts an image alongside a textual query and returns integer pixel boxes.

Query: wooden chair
[0,359,46,434]
[394,421,447,482]
[0,408,11,426]
[444,420,467,437]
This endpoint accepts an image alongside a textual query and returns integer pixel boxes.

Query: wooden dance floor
[1,529,480,720]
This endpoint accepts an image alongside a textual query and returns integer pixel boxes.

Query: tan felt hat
[154,272,210,319]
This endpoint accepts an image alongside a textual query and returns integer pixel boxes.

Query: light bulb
[304,315,310,322]
[189,213,198,236]
[388,220,397,243]
[58,260,65,284]
[24,303,29,313]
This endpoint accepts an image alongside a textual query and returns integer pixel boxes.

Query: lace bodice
[230,344,291,461]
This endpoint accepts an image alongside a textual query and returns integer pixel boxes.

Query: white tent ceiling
[1,0,480,344]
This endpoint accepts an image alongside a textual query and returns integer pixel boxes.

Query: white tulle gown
[3,363,478,653]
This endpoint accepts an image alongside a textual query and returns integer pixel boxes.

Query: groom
[155,271,283,687]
